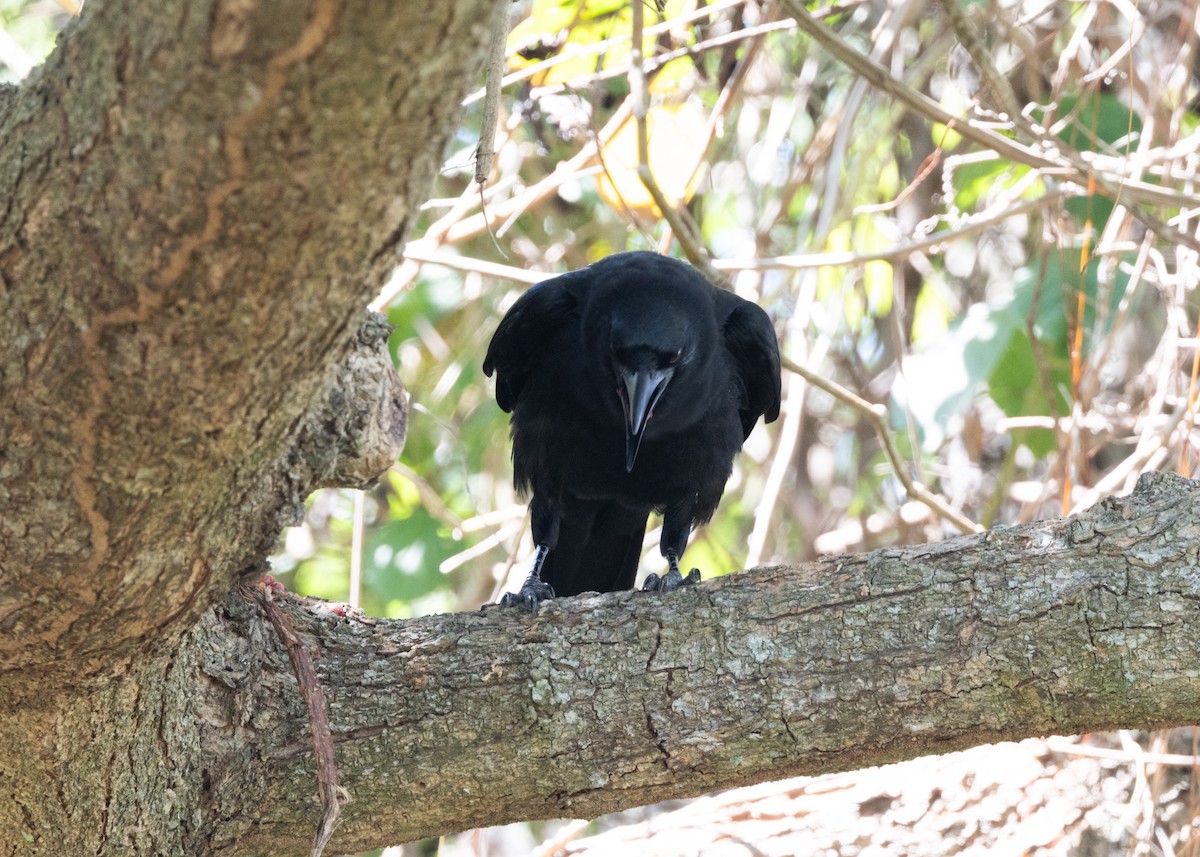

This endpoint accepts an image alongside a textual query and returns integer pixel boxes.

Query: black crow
[483,251,781,610]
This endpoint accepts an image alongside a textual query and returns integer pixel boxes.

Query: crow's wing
[483,274,582,412]
[717,292,781,438]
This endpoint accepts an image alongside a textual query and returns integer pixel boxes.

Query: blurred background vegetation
[285,0,1195,625]
[9,0,1200,853]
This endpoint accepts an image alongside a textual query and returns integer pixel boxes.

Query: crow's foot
[642,567,701,592]
[500,578,555,613]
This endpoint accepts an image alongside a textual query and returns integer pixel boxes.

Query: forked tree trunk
[0,0,493,852]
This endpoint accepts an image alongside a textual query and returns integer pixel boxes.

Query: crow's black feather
[483,251,781,605]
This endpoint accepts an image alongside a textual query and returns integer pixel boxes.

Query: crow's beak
[619,367,673,472]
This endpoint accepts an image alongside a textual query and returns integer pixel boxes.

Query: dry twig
[257,583,350,857]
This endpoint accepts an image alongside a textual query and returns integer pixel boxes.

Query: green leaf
[985,327,1064,457]
[364,516,456,609]
[899,303,1015,450]
[1011,249,1131,356]
[949,158,1032,211]
[1055,93,1142,151]
[1048,94,1143,229]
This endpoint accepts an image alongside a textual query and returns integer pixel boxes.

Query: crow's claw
[642,567,702,592]
[500,578,556,613]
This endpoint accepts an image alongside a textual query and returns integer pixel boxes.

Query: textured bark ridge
[184,472,1200,853]
[308,312,409,492]
[0,0,495,679]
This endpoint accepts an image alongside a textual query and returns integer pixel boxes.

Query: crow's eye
[667,348,683,365]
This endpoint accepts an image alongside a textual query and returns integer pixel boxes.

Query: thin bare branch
[629,0,726,285]
[475,1,512,186]
[778,0,1200,230]
[781,355,983,535]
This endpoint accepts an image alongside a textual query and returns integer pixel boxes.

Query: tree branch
[778,0,1200,250]
[193,472,1200,853]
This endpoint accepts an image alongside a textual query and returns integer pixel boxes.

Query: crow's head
[578,252,721,472]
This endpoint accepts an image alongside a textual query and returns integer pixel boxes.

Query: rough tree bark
[3,2,1200,856]
[188,471,1200,851]
[0,0,496,852]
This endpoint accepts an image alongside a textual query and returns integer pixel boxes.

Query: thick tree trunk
[0,0,494,679]
[0,0,496,852]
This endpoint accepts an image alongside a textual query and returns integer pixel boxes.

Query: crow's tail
[541,495,649,597]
